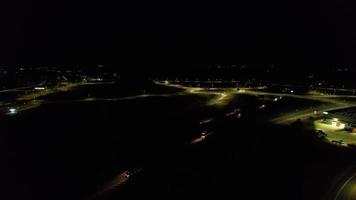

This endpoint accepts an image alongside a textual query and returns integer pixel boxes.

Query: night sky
[2,1,356,63]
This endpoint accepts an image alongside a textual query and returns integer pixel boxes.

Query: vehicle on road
[331,140,347,146]
[225,108,242,118]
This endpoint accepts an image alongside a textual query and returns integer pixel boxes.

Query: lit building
[323,107,356,129]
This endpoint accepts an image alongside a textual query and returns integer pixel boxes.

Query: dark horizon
[3,1,356,63]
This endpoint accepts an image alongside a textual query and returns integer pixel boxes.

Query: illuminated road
[45,81,355,126]
[155,81,236,106]
[0,82,45,93]
[156,81,356,125]
[332,172,356,200]
[16,82,114,101]
[5,81,356,199]
[269,104,356,124]
[0,82,116,114]
[236,89,356,124]
[238,89,356,103]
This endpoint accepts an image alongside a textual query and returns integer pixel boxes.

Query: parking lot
[314,120,356,145]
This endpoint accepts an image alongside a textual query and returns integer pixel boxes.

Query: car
[331,140,346,146]
[258,104,266,109]
[339,140,347,146]
[124,173,130,178]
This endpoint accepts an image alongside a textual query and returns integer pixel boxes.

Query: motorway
[156,81,356,149]
[158,81,356,124]
[1,81,228,116]
[4,80,356,198]
[0,83,45,93]
[0,81,115,114]
[5,80,356,141]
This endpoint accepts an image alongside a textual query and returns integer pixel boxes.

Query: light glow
[9,108,17,114]
[217,93,227,101]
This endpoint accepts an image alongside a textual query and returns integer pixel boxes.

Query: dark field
[38,82,184,101]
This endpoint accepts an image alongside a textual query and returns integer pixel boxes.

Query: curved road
[332,172,356,200]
